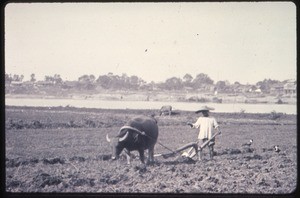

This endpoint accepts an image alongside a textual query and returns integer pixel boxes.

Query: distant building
[284,80,296,96]
[247,85,259,93]
[183,86,194,92]
[35,81,54,86]
[270,84,284,95]
[254,88,262,93]
[10,81,23,86]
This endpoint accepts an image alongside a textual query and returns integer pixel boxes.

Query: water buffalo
[106,116,159,164]
[159,105,172,116]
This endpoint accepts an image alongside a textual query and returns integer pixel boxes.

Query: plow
[154,131,221,160]
[114,123,221,162]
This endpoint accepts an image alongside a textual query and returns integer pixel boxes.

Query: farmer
[186,106,220,160]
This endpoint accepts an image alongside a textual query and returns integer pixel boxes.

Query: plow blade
[154,142,198,159]
[182,131,221,158]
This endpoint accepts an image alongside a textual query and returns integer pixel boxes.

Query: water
[5,98,297,114]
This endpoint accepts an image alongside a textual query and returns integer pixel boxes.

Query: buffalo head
[106,131,129,160]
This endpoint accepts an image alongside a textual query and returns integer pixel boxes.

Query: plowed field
[5,106,297,194]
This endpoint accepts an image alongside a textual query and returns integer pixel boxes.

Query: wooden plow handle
[199,131,222,150]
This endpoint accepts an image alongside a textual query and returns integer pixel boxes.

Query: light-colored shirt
[192,117,219,139]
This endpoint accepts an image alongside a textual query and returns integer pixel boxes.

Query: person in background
[187,106,220,160]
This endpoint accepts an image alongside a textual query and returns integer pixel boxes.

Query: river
[5,98,297,115]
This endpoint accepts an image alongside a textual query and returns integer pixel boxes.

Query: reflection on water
[5,98,297,114]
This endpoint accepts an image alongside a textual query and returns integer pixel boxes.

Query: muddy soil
[5,106,297,194]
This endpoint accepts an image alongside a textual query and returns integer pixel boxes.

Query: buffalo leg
[124,149,131,165]
[138,149,145,164]
[147,146,155,164]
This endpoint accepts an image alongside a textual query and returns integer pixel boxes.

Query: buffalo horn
[119,126,144,136]
[106,134,111,142]
[118,131,129,142]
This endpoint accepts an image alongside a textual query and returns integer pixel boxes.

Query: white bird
[274,145,281,153]
[242,139,253,147]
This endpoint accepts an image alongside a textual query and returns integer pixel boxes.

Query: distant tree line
[5,74,24,83]
[5,72,289,94]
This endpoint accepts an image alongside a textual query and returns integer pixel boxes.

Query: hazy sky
[5,2,296,84]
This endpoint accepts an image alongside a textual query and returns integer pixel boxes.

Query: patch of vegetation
[270,111,284,120]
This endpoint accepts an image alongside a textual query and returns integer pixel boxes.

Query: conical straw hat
[195,105,215,114]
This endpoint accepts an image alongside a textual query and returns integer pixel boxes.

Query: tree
[45,75,54,83]
[97,75,111,89]
[30,73,36,82]
[5,73,12,84]
[96,73,146,90]
[234,81,241,86]
[12,74,23,82]
[78,75,89,82]
[129,75,139,85]
[78,74,95,83]
[256,79,280,93]
[183,73,193,83]
[164,77,183,90]
[215,81,226,91]
[44,74,63,84]
[192,73,214,89]
[77,74,96,90]
[53,74,63,84]
[183,73,193,87]
[89,75,95,83]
